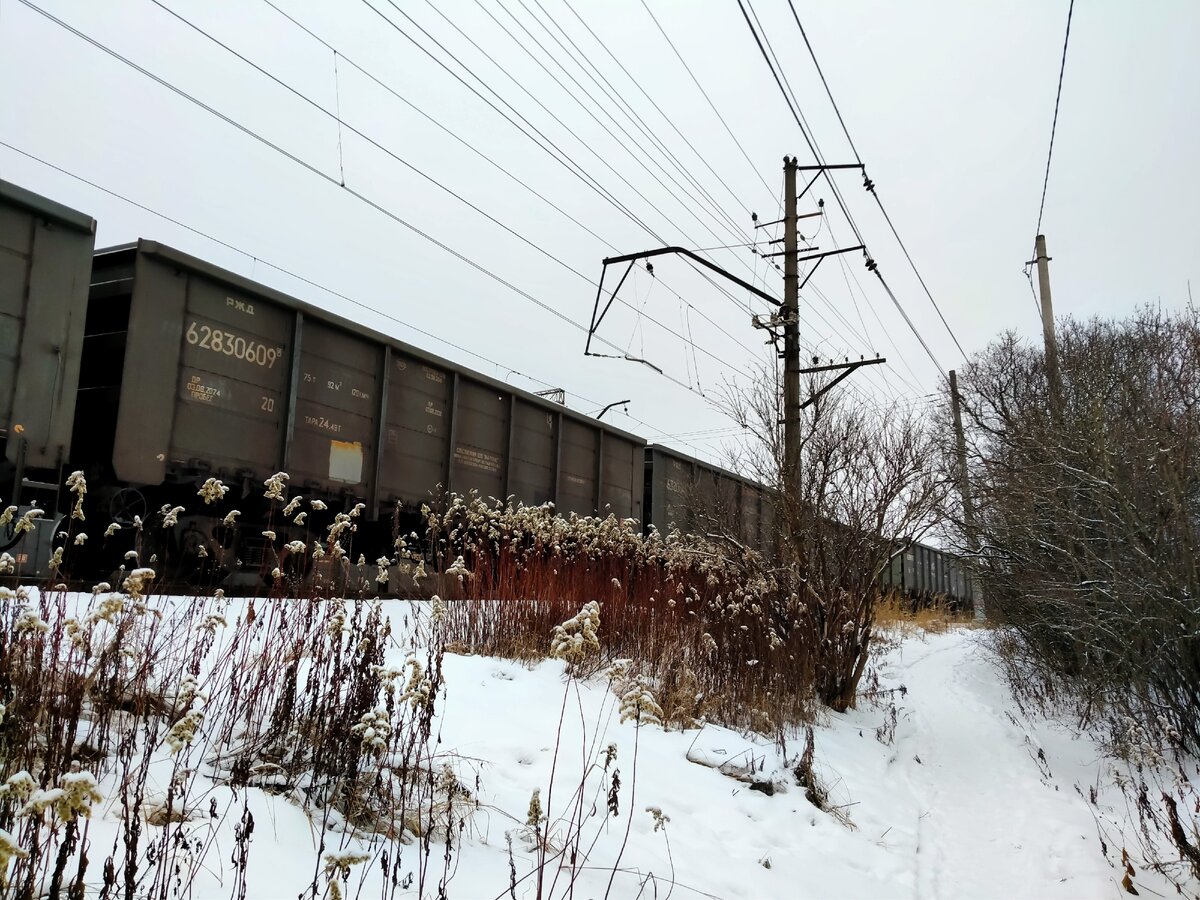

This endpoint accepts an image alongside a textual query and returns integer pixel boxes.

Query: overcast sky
[2,0,1197,466]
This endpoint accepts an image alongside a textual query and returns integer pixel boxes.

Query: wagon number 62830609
[186,321,282,369]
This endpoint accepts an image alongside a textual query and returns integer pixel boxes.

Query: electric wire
[414,0,773,320]
[558,0,761,223]
[0,138,731,460]
[734,0,946,375]
[259,0,764,371]
[539,0,756,223]
[503,0,749,244]
[1033,0,1076,241]
[784,0,968,361]
[14,0,745,404]
[474,0,750,254]
[137,0,761,380]
[636,0,776,201]
[359,0,778,360]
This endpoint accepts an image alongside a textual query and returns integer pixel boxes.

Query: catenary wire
[0,139,732,461]
[784,0,968,361]
[134,0,760,380]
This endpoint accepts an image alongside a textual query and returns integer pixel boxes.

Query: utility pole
[782,156,801,499]
[589,156,882,499]
[949,369,984,620]
[1034,234,1062,414]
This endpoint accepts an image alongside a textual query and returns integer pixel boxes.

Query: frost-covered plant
[619,676,663,727]
[66,470,87,520]
[0,828,28,885]
[22,768,103,822]
[263,471,289,501]
[375,556,391,585]
[350,708,392,756]
[549,601,601,664]
[645,805,670,832]
[13,507,43,535]
[322,849,370,900]
[14,603,49,636]
[122,567,156,599]
[197,477,229,504]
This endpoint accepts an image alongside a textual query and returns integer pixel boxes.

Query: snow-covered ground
[2,593,1192,899]
[413,626,1177,899]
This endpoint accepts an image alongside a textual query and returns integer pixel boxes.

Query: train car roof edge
[645,442,771,493]
[96,239,645,446]
[0,179,97,234]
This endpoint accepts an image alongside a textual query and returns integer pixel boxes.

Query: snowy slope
[3,593,1190,899]
[420,627,1166,899]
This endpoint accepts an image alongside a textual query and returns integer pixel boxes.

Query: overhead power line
[15,0,747,399]
[1034,0,1076,240]
[0,139,731,461]
[783,0,968,363]
[733,0,946,375]
[258,0,763,374]
[355,0,776,361]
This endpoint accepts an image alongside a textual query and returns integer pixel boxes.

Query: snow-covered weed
[420,492,817,730]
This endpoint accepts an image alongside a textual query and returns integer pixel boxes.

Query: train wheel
[108,487,149,528]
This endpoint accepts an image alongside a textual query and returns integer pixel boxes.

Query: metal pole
[949,369,984,620]
[783,157,800,504]
[1034,234,1062,414]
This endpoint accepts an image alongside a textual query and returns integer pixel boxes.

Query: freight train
[0,179,972,605]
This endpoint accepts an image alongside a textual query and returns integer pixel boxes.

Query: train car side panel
[168,273,292,477]
[112,253,187,484]
[510,399,556,506]
[451,378,508,502]
[380,353,451,506]
[290,320,379,498]
[558,419,597,516]
[1,181,95,470]
[600,434,639,519]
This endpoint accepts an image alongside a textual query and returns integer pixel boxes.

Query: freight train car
[0,180,976,607]
[643,444,774,548]
[882,540,975,609]
[0,180,95,564]
[63,239,646,578]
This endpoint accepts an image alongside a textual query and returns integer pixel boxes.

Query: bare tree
[951,307,1200,747]
[723,362,948,710]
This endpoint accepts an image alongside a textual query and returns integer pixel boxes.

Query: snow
[2,592,1193,899]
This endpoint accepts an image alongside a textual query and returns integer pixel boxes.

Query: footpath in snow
[419,625,1152,899]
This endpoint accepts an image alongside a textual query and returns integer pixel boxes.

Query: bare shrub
[952,305,1200,885]
[722,362,948,710]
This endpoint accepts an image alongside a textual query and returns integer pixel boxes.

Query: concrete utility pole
[782,156,800,497]
[1034,234,1062,414]
[949,369,985,620]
